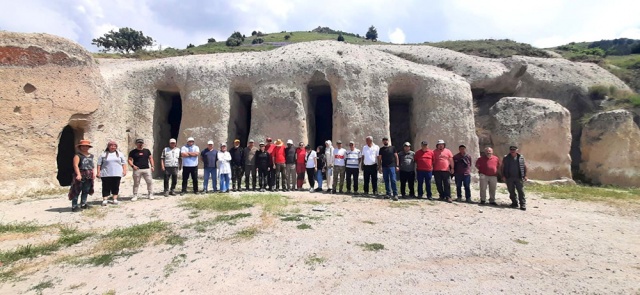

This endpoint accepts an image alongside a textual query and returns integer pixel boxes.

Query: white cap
[286,139,293,144]
[187,137,195,142]
[169,138,177,143]
[207,140,214,145]
[437,139,445,145]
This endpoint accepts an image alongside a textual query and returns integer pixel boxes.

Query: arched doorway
[153,90,183,178]
[307,78,334,148]
[56,125,77,186]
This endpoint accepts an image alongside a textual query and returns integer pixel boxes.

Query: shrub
[284,34,291,40]
[186,43,195,49]
[207,38,216,43]
[251,31,257,36]
[229,31,244,41]
[588,85,610,100]
[225,37,243,47]
[251,38,264,45]
[256,31,266,37]
[337,34,345,42]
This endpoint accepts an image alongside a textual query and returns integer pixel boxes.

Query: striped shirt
[345,148,361,169]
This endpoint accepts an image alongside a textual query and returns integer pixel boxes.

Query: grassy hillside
[94,30,380,60]
[424,39,552,58]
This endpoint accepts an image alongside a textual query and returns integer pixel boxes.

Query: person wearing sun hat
[67,139,96,212]
[229,139,244,191]
[272,139,287,191]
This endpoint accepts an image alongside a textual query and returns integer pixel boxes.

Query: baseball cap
[509,145,518,150]
[135,139,144,144]
[207,140,214,145]
[187,137,195,142]
[220,143,227,147]
[421,141,428,145]
[169,138,177,143]
[234,139,240,143]
[349,141,355,144]
[459,144,466,148]
[266,137,273,142]
[259,142,265,146]
[336,140,342,144]
[249,139,254,143]
[382,137,389,141]
[286,139,293,145]
[404,142,411,146]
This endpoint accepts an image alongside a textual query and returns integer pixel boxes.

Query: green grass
[183,213,252,232]
[0,225,92,266]
[214,212,252,223]
[280,214,305,222]
[84,251,137,267]
[163,254,187,278]
[426,39,551,58]
[527,183,640,202]
[30,279,54,295]
[181,193,288,213]
[297,223,312,230]
[305,254,327,265]
[362,220,376,225]
[360,243,385,251]
[165,234,187,246]
[101,221,170,251]
[389,201,420,208]
[0,221,44,234]
[234,227,259,239]
[103,290,116,295]
[514,239,529,245]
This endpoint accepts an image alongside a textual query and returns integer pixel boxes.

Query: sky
[1,0,639,51]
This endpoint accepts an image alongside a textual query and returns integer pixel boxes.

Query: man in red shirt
[295,141,307,190]
[433,139,454,202]
[272,139,287,191]
[415,141,434,200]
[264,137,276,191]
[476,147,500,205]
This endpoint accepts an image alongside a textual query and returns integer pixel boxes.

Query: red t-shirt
[415,149,434,171]
[433,148,453,171]
[476,155,499,176]
[296,148,306,164]
[272,146,286,164]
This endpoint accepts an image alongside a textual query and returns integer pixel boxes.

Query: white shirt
[217,151,232,174]
[161,147,181,167]
[362,144,379,165]
[305,151,317,168]
[333,148,347,166]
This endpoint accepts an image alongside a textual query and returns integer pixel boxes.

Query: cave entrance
[228,91,253,147]
[308,82,333,148]
[154,90,182,178]
[56,125,84,186]
[389,96,413,152]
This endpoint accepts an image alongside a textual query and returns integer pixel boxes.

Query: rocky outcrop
[0,32,108,197]
[580,110,640,187]
[489,97,572,180]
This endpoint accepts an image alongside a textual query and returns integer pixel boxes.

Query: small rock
[479,210,483,213]
[312,206,326,211]
[510,275,515,279]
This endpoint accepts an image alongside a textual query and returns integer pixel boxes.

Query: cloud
[388,28,406,44]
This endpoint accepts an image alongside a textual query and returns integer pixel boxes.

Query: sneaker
[315,188,323,192]
[409,195,416,199]
[520,206,527,211]
[309,188,314,193]
[131,195,138,202]
[81,203,91,209]
[71,206,80,212]
[465,198,472,203]
[164,191,169,197]
[112,200,120,205]
[392,195,399,201]
[102,200,108,206]
[180,191,186,196]
[347,190,352,194]
[383,195,389,200]
[480,200,486,204]
[417,195,423,199]
[169,190,176,196]
[446,197,453,203]
[510,202,519,208]
[149,194,155,200]
[260,189,265,192]
[427,196,433,200]
[456,197,462,202]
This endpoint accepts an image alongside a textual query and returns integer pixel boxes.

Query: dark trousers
[268,168,276,189]
[163,167,178,192]
[101,176,121,197]
[244,165,256,189]
[363,164,378,194]
[275,163,287,189]
[506,178,526,207]
[181,166,198,193]
[416,170,433,198]
[258,168,269,189]
[232,165,243,189]
[346,167,359,192]
[455,174,471,200]
[399,170,415,196]
[433,171,451,198]
[306,168,316,188]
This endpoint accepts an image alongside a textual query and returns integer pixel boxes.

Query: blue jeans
[203,167,217,192]
[219,173,230,192]
[72,180,92,207]
[316,170,324,190]
[455,174,471,200]
[382,167,398,196]
[416,170,433,198]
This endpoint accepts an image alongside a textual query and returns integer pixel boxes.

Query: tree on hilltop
[92,27,154,54]
[337,33,345,42]
[365,25,378,41]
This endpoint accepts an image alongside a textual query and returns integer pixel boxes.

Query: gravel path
[0,180,638,295]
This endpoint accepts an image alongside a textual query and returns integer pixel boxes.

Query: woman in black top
[315,146,326,192]
[254,143,272,192]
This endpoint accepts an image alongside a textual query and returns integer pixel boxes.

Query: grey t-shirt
[398,150,416,172]
[97,151,126,177]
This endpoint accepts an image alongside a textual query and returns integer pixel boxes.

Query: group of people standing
[66,135,529,212]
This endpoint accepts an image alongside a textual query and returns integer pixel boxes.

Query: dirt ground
[0,178,639,295]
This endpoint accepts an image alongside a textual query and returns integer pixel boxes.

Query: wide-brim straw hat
[77,139,92,148]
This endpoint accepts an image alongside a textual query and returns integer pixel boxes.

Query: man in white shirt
[362,136,380,196]
[217,143,232,193]
[180,137,200,195]
[331,140,347,194]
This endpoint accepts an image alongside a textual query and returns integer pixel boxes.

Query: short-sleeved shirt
[128,148,152,169]
[476,155,499,176]
[333,148,347,166]
[162,147,181,167]
[379,145,397,167]
[78,153,94,171]
[201,148,218,168]
[98,151,126,177]
[285,146,297,164]
[415,149,434,171]
[272,146,286,164]
[244,146,258,166]
[305,150,317,168]
[345,149,361,169]
[433,148,453,171]
[398,150,415,172]
[296,148,307,164]
[362,144,379,166]
[181,144,200,167]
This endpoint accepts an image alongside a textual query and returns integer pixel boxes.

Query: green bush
[225,37,243,47]
[588,85,610,100]
[284,34,291,40]
[207,38,216,43]
[251,38,264,45]
[186,43,195,49]
[337,34,345,42]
